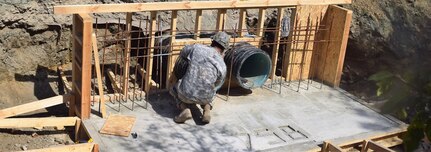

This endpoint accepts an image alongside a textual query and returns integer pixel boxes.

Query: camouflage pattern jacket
[175,44,227,105]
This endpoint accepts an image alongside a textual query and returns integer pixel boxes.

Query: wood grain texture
[54,0,352,14]
[91,33,106,118]
[312,5,352,87]
[26,143,95,152]
[99,115,136,137]
[0,117,78,128]
[0,95,68,119]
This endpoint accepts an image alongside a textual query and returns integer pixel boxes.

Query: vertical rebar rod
[288,15,300,87]
[307,15,320,88]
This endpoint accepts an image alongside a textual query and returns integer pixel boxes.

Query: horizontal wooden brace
[0,117,79,128]
[27,143,96,152]
[54,0,352,14]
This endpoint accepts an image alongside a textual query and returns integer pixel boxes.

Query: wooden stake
[145,11,157,93]
[216,9,226,32]
[91,33,106,118]
[270,8,284,79]
[123,13,132,96]
[194,10,202,40]
[238,9,247,37]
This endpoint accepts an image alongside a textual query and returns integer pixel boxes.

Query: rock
[31,132,38,137]
[54,138,64,144]
[21,145,27,151]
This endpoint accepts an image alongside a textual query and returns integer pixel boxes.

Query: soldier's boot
[174,103,192,123]
[202,104,211,124]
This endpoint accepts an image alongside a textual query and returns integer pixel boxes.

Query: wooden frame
[0,117,98,152]
[53,0,352,14]
[54,1,353,120]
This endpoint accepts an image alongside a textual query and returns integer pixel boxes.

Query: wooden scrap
[91,33,106,118]
[99,114,136,137]
[0,95,69,119]
[0,117,78,129]
[106,68,122,93]
[58,66,72,93]
[26,143,96,152]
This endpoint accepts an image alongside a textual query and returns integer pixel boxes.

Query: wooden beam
[58,66,72,93]
[361,140,394,152]
[238,9,247,37]
[81,13,93,119]
[54,0,352,14]
[256,8,266,37]
[312,5,352,87]
[194,10,202,40]
[91,33,106,118]
[0,117,78,128]
[107,69,122,93]
[0,95,69,119]
[27,143,95,152]
[322,142,345,152]
[123,13,132,96]
[216,9,227,32]
[145,11,157,93]
[269,7,284,79]
[167,10,178,88]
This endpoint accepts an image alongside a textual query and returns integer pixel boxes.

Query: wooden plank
[91,33,106,118]
[26,143,95,152]
[322,142,345,152]
[58,66,72,93]
[123,12,132,96]
[54,0,352,14]
[167,10,178,88]
[71,14,82,117]
[361,140,394,152]
[75,118,81,142]
[194,10,202,40]
[136,64,146,77]
[171,37,262,51]
[0,95,68,119]
[0,117,78,128]
[216,9,227,32]
[145,11,157,93]
[257,8,266,37]
[80,13,93,119]
[312,5,352,87]
[286,5,328,81]
[269,8,284,79]
[107,69,122,93]
[238,9,247,37]
[99,115,136,137]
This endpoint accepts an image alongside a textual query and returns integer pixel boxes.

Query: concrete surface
[83,82,404,152]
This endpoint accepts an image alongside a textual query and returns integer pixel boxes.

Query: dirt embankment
[342,0,431,101]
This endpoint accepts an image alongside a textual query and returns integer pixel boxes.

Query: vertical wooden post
[167,10,177,88]
[123,12,132,96]
[269,8,284,79]
[238,9,247,37]
[145,11,157,93]
[194,10,202,40]
[257,8,266,37]
[312,5,352,87]
[71,13,93,120]
[216,9,226,32]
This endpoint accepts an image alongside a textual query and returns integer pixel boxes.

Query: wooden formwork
[53,0,353,120]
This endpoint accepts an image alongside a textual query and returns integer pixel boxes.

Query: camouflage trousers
[169,79,214,109]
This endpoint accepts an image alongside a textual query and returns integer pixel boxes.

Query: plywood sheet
[99,115,136,137]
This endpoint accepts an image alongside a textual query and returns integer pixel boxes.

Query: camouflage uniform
[171,44,227,106]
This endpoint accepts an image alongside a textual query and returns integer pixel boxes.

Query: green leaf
[426,119,431,142]
[404,124,424,152]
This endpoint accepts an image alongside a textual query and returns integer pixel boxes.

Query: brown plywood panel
[285,5,328,81]
[312,5,352,87]
[99,115,136,137]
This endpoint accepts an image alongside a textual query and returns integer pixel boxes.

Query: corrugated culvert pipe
[224,42,272,90]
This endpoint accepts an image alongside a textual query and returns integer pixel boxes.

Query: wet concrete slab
[83,82,404,152]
